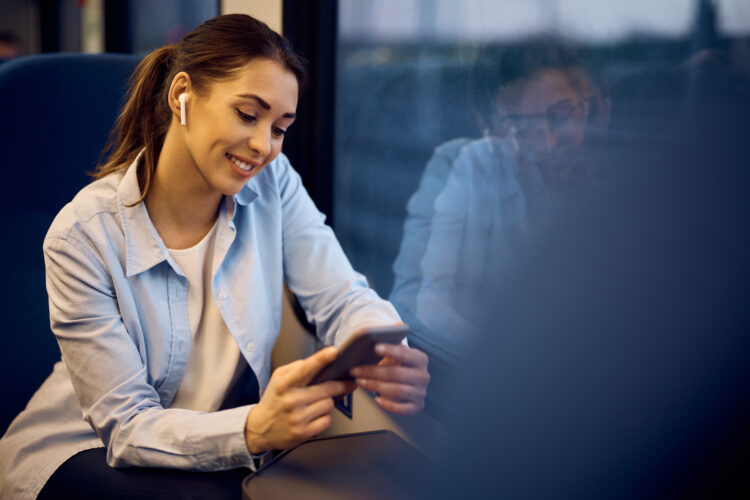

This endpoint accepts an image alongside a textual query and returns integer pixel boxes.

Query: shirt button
[218,291,228,300]
[246,342,255,352]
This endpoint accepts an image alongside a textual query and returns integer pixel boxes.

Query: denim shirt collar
[117,151,259,277]
[234,181,258,206]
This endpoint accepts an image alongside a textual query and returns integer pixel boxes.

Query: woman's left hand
[350,343,430,415]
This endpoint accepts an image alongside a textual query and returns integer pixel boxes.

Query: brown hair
[470,38,583,133]
[94,14,307,204]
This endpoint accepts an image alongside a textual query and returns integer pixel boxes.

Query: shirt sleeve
[275,155,401,347]
[414,148,478,362]
[416,138,524,362]
[389,140,464,333]
[44,235,255,471]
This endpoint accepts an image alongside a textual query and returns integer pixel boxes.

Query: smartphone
[308,325,410,385]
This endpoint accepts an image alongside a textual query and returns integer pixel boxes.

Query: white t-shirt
[168,220,245,411]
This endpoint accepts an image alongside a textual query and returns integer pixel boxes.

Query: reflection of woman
[0,15,428,500]
[391,41,605,414]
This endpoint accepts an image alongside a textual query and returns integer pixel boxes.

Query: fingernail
[356,378,367,387]
[375,344,386,355]
[350,367,361,376]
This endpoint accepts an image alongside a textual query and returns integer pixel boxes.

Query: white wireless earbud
[179,93,187,126]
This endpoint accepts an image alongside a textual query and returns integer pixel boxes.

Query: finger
[373,396,423,415]
[281,346,339,388]
[374,343,429,368]
[377,356,400,367]
[350,364,430,386]
[347,355,401,378]
[306,413,332,437]
[299,379,356,404]
[287,412,333,446]
[295,397,335,424]
[355,378,426,403]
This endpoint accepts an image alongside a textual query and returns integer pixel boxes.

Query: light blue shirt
[389,138,470,357]
[0,152,399,500]
[413,137,548,363]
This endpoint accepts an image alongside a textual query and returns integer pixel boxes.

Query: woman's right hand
[244,346,355,454]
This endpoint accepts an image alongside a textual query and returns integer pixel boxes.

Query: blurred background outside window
[333,0,750,419]
[335,0,750,294]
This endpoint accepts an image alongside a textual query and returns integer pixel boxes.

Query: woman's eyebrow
[236,93,296,118]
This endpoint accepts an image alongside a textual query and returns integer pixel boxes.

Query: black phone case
[308,326,408,385]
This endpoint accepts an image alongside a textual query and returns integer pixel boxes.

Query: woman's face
[182,57,298,196]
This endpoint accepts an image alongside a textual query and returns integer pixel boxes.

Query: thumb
[285,346,339,386]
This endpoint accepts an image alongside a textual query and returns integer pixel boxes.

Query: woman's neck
[145,126,223,250]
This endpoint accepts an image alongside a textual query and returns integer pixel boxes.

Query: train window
[106,0,218,53]
[332,0,750,416]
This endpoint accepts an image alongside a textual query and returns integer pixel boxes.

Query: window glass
[334,0,750,417]
[129,0,218,53]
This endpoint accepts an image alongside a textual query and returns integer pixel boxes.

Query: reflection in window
[334,0,750,418]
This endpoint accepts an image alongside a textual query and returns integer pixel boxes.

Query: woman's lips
[226,153,260,177]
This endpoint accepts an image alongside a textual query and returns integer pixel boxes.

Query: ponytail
[94,45,177,205]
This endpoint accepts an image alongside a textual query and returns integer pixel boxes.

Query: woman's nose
[248,128,271,157]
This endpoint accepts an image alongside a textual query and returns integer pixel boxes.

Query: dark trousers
[37,447,249,500]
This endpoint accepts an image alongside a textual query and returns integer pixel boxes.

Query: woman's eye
[236,109,256,123]
[236,109,286,137]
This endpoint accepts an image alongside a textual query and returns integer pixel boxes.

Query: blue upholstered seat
[0,53,141,433]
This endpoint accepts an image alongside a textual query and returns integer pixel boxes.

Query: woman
[0,14,428,500]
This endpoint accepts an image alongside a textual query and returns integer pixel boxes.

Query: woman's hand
[350,343,430,415]
[244,347,356,454]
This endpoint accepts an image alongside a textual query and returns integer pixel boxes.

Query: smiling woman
[0,14,429,500]
[148,57,300,249]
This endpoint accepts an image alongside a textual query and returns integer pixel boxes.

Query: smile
[225,153,257,171]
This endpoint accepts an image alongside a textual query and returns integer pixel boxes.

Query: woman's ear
[168,71,191,125]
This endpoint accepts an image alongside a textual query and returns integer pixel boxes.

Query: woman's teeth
[226,153,253,171]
